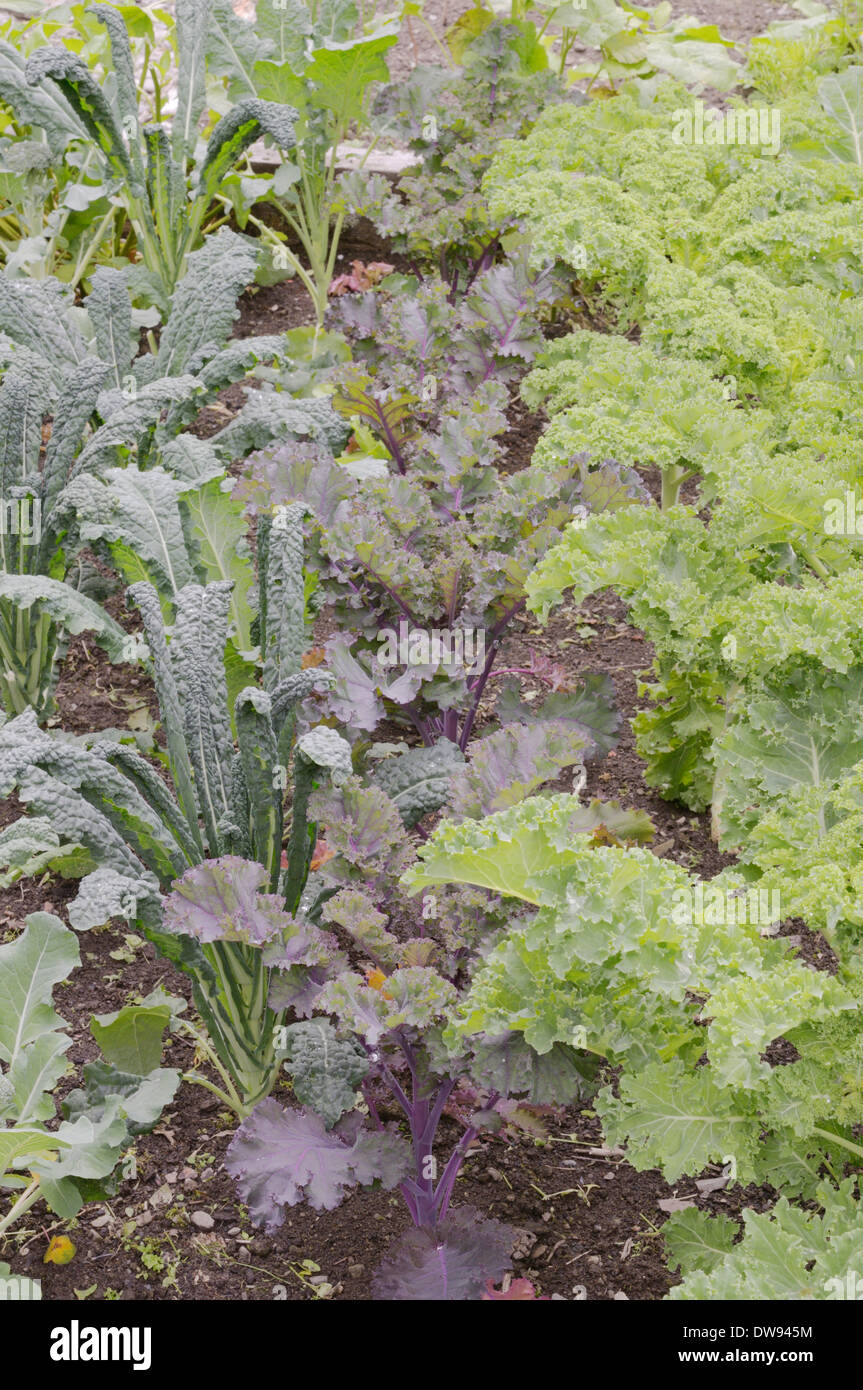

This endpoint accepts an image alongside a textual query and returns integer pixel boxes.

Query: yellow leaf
[364,966,393,1000]
[44,1235,76,1266]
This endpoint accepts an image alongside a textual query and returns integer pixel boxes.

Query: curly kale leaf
[226,1100,409,1221]
[372,1207,513,1301]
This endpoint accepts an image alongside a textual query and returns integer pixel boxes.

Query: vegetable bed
[0,0,861,1316]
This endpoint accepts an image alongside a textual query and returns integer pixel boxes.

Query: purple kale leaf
[307,775,412,885]
[450,720,589,819]
[165,858,336,973]
[322,635,431,732]
[163,857,290,945]
[266,963,329,1018]
[226,1100,410,1225]
[496,672,621,758]
[372,1207,514,1300]
[234,441,357,529]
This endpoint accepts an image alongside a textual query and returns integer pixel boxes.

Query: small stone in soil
[191,1211,215,1230]
[347,1264,364,1278]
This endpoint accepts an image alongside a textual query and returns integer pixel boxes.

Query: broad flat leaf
[90,1004,173,1076]
[372,1207,513,1301]
[63,1060,180,1133]
[226,1100,409,1222]
[305,28,398,125]
[641,37,740,90]
[0,914,78,1072]
[819,68,863,166]
[663,1208,738,1276]
[0,1125,66,1178]
[30,1098,129,1180]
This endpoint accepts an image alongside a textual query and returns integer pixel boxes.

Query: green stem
[180,1070,247,1118]
[175,1018,245,1114]
[660,464,696,510]
[812,1125,863,1161]
[0,1177,42,1237]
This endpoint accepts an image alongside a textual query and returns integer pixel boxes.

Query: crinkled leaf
[226,1099,409,1222]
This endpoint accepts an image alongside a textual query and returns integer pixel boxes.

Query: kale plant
[0,504,352,1115]
[14,0,298,308]
[203,0,399,329]
[235,258,621,751]
[405,794,863,1257]
[201,724,652,1297]
[0,227,343,719]
[362,23,569,295]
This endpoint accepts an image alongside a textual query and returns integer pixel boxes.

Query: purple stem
[459,599,526,751]
[375,1033,478,1229]
[362,396,409,475]
[434,1090,500,1221]
[355,557,422,626]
